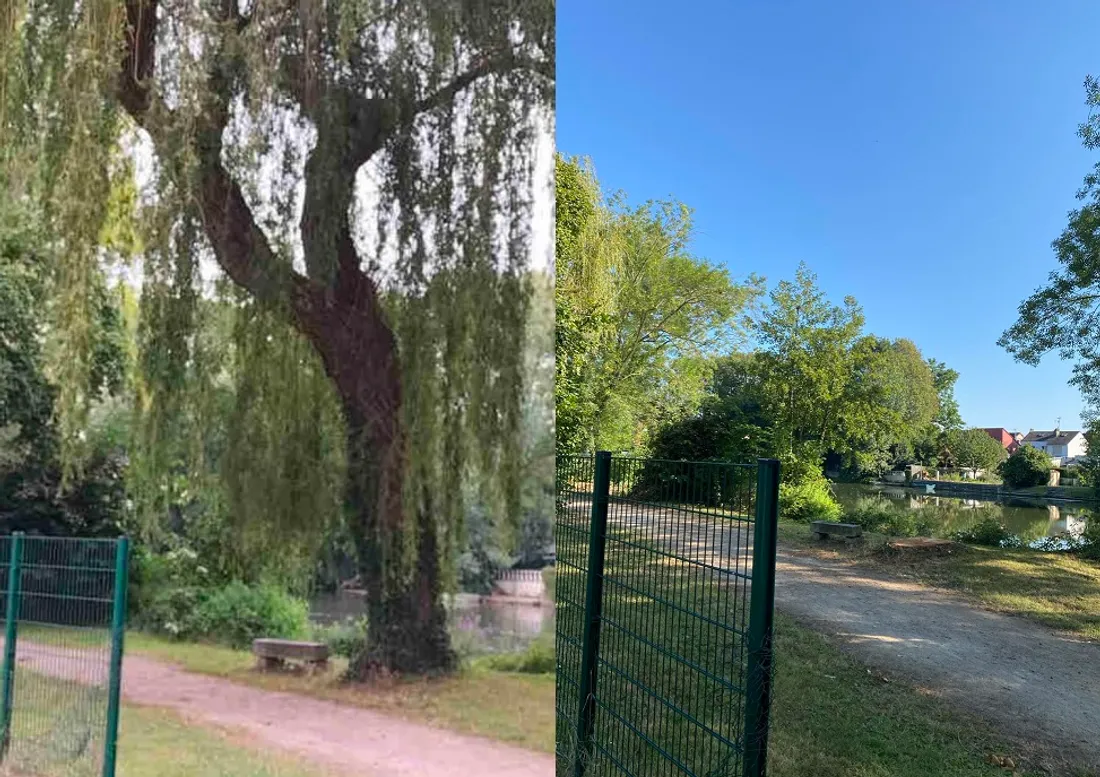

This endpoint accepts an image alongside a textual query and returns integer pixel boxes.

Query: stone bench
[252,638,330,673]
[810,521,863,541]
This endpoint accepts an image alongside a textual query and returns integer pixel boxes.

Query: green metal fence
[556,453,779,777]
[0,533,130,777]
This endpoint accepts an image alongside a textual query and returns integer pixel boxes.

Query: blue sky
[557,1,1100,433]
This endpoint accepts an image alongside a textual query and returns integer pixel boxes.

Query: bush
[311,617,369,659]
[1078,517,1100,560]
[846,496,934,538]
[189,582,310,649]
[130,545,212,637]
[478,637,554,674]
[999,445,1052,489]
[951,516,1021,548]
[779,476,842,522]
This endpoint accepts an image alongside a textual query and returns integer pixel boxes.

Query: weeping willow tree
[1,0,554,674]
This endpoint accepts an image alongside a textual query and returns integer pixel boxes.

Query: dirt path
[774,548,1100,773]
[11,642,553,777]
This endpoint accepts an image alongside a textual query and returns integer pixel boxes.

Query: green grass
[779,519,1100,642]
[116,705,336,777]
[0,668,333,777]
[1007,485,1096,500]
[554,523,1044,777]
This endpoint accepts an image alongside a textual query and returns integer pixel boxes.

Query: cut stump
[885,537,958,554]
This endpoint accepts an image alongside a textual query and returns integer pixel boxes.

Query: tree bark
[304,270,454,676]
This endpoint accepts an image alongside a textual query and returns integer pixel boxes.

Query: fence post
[0,532,23,761]
[103,536,130,777]
[744,459,780,777]
[574,450,612,777]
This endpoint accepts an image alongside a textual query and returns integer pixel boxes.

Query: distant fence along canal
[911,479,1094,503]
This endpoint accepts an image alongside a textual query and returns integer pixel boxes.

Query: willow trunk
[306,282,455,676]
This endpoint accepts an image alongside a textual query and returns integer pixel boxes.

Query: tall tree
[927,358,962,430]
[943,428,1006,472]
[2,0,553,674]
[555,155,761,452]
[751,263,866,475]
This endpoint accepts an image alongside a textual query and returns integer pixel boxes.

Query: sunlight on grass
[771,615,1033,777]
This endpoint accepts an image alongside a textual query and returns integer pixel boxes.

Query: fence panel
[0,534,129,777]
[556,455,779,777]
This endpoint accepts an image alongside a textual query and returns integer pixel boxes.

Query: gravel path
[10,641,553,777]
[774,547,1100,772]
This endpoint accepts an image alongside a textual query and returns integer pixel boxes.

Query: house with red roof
[982,428,1023,454]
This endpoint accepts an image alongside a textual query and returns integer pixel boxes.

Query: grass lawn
[1010,485,1095,500]
[778,519,1100,641]
[117,705,336,777]
[120,632,555,753]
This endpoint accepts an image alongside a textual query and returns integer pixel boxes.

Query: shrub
[190,582,310,649]
[846,496,933,538]
[779,476,842,522]
[1078,517,1100,560]
[130,545,212,636]
[312,617,369,659]
[479,637,554,674]
[951,516,1021,548]
[999,445,1052,489]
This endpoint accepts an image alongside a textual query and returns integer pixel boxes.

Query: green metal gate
[556,454,779,777]
[0,533,130,777]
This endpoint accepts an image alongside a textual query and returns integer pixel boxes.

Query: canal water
[310,589,553,655]
[831,483,1093,547]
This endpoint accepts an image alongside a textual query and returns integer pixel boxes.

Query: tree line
[555,155,1008,485]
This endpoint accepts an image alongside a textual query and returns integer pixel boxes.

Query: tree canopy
[554,155,761,453]
[1,0,554,675]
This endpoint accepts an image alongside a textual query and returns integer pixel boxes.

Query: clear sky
[557,0,1100,433]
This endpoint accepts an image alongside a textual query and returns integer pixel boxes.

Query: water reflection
[832,483,1093,549]
[309,589,554,655]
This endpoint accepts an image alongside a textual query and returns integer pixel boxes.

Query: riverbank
[908,478,1097,503]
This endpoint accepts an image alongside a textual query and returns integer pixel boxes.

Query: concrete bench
[252,638,330,673]
[810,521,862,541]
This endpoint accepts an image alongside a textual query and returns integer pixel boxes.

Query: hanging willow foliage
[2,0,553,673]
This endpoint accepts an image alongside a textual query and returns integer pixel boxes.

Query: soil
[9,641,553,777]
